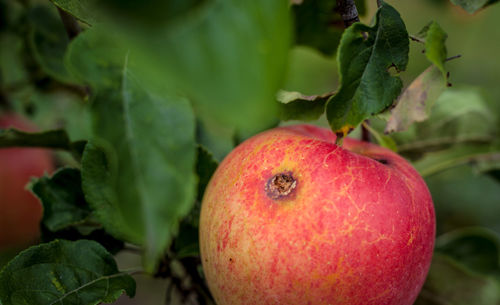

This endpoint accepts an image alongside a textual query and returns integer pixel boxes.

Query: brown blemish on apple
[265,172,297,200]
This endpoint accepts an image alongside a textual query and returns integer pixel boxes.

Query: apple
[199,124,435,305]
[0,113,54,250]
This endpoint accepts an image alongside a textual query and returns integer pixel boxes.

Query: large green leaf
[66,29,197,271]
[450,0,500,13]
[326,2,409,136]
[55,0,291,134]
[129,0,291,134]
[0,240,135,305]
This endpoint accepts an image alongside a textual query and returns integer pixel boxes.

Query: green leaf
[67,29,197,271]
[31,167,124,253]
[48,0,99,25]
[57,0,291,134]
[385,65,447,133]
[415,21,448,75]
[277,90,332,121]
[27,5,77,84]
[415,253,500,305]
[450,0,500,13]
[113,0,292,134]
[49,0,211,26]
[392,88,497,153]
[414,144,500,177]
[0,127,83,161]
[0,240,135,305]
[63,28,124,88]
[326,2,409,136]
[31,168,90,232]
[196,146,219,203]
[435,227,500,278]
[0,128,70,149]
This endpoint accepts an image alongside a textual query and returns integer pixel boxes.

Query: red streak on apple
[0,114,54,250]
[200,124,435,305]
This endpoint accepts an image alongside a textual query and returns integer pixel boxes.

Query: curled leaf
[385,65,447,133]
[277,90,333,121]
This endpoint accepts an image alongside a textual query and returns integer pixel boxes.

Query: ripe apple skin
[199,124,435,305]
[0,114,54,250]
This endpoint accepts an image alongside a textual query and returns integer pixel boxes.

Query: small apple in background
[199,124,435,305]
[0,113,54,250]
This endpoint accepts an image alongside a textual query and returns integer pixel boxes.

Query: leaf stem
[445,54,462,62]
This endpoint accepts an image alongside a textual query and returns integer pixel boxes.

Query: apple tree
[0,0,499,304]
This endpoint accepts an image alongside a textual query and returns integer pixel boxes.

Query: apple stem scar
[265,172,297,200]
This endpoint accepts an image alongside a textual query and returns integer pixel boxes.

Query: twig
[409,35,425,44]
[445,54,462,62]
[57,8,81,40]
[336,0,360,27]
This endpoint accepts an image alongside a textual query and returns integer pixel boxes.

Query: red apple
[199,124,435,305]
[0,113,54,250]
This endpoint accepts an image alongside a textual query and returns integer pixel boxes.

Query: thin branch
[57,8,81,40]
[445,54,462,62]
[336,0,360,28]
[409,35,425,44]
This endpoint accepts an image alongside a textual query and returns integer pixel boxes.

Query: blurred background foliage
[0,0,500,304]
